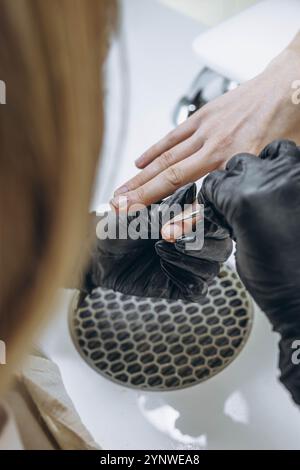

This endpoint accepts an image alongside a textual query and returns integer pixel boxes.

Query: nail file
[170,208,202,224]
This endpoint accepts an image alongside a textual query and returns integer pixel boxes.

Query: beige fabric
[0,403,23,450]
[6,382,58,450]
[5,351,100,450]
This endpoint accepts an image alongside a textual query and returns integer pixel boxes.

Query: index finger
[111,145,217,211]
[135,112,199,169]
[114,133,202,197]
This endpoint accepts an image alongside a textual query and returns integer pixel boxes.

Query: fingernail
[114,185,128,196]
[135,156,144,167]
[162,223,183,241]
[110,195,128,211]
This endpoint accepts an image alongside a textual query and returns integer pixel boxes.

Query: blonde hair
[0,0,116,395]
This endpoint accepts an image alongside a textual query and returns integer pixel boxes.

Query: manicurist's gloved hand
[83,184,232,302]
[199,139,300,404]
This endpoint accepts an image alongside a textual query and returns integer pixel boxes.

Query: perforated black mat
[69,265,253,391]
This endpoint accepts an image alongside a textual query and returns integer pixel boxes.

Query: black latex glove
[200,139,300,405]
[83,183,232,302]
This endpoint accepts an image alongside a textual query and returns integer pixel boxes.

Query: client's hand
[111,41,300,211]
